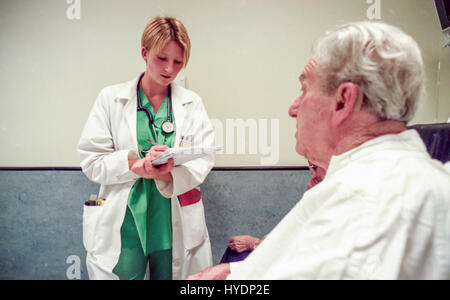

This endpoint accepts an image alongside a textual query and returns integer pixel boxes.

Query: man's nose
[288,97,300,118]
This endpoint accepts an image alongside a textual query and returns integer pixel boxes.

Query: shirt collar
[326,129,427,178]
[116,76,139,101]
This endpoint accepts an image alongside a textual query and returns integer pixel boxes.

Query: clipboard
[151,146,222,166]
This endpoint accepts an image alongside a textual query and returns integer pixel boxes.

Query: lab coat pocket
[180,199,207,249]
[82,204,104,253]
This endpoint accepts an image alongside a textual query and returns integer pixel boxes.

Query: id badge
[180,135,194,147]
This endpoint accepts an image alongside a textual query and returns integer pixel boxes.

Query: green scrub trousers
[113,87,175,280]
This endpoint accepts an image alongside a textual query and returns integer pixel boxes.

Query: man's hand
[228,235,261,252]
[186,264,231,280]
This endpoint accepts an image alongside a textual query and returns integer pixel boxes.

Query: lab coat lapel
[120,77,139,152]
[171,84,192,146]
[120,81,191,150]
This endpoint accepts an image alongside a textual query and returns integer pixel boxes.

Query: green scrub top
[126,87,175,256]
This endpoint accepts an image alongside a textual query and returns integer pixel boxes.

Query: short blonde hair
[141,16,191,67]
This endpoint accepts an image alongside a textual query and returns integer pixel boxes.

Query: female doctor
[77,17,215,280]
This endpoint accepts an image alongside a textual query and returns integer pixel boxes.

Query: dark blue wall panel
[0,169,310,280]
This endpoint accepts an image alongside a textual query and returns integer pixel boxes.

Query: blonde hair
[141,16,191,67]
[312,21,425,123]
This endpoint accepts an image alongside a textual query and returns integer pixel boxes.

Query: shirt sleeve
[226,262,243,279]
[224,184,379,279]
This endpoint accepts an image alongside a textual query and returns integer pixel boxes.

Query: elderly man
[188,21,450,280]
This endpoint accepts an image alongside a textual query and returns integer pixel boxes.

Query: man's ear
[331,82,363,127]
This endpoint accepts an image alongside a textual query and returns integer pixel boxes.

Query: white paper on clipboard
[151,146,222,166]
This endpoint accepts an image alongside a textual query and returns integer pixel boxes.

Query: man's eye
[158,57,167,61]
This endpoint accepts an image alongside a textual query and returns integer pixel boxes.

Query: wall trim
[0,166,310,171]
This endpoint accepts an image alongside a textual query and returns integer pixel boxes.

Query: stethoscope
[136,73,175,142]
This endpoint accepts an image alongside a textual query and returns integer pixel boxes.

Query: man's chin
[295,145,306,157]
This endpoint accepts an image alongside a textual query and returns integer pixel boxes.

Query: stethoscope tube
[136,73,174,142]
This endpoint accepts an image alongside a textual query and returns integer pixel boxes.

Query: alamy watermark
[182,118,280,166]
[211,118,279,166]
[366,0,381,20]
[66,0,81,20]
[66,255,81,279]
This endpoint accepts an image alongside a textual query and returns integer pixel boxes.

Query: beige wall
[0,0,448,167]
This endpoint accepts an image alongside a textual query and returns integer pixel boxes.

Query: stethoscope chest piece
[161,121,174,134]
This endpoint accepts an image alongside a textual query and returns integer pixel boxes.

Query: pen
[147,139,157,146]
[138,140,157,154]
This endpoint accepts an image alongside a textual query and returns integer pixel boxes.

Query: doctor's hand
[229,235,261,252]
[129,145,174,181]
[147,144,169,161]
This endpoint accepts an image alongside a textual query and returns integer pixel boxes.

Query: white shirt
[228,130,450,279]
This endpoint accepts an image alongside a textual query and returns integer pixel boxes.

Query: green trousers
[113,206,172,280]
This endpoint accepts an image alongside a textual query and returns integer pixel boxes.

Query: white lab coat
[228,130,450,279]
[77,76,215,280]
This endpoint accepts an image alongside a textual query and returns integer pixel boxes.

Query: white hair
[312,21,425,123]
